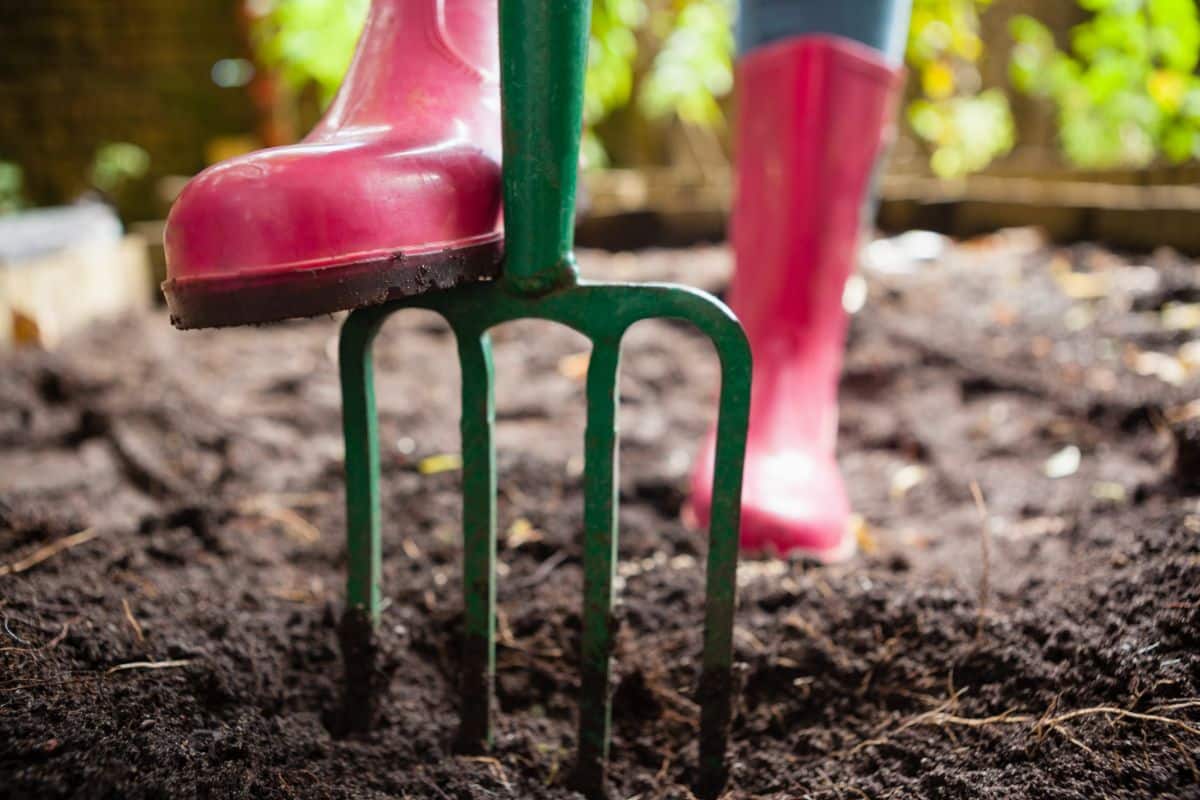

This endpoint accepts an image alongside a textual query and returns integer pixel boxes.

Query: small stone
[1044,445,1081,479]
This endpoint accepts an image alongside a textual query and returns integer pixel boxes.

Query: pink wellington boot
[163,0,502,329]
[688,36,903,560]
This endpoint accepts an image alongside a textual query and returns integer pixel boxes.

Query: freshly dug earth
[2,237,1199,799]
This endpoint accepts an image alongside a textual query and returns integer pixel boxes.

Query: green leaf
[1011,0,1200,168]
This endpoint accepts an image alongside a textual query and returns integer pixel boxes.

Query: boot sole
[743,528,858,564]
[162,235,503,330]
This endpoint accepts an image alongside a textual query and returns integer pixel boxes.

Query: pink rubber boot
[688,36,903,560]
[163,0,502,329]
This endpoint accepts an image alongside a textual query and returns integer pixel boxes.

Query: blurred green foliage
[0,146,149,216]
[584,0,649,166]
[245,0,1200,177]
[588,0,1015,175]
[586,0,734,165]
[907,0,1015,177]
[638,1,733,127]
[245,0,1005,175]
[1011,0,1200,168]
[250,0,369,105]
[0,161,27,214]
[89,143,151,197]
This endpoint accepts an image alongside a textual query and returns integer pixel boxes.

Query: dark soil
[2,235,1199,799]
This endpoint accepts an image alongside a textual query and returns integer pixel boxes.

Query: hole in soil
[35,365,71,404]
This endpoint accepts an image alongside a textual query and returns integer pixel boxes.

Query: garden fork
[336,2,751,797]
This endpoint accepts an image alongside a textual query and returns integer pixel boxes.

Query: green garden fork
[336,3,751,797]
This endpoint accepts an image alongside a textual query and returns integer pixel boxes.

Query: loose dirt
[2,237,1198,799]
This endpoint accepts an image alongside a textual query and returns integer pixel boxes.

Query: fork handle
[498,0,591,294]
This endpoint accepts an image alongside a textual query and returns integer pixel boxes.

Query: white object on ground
[861,230,951,275]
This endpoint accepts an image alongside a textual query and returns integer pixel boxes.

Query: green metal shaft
[498,0,591,293]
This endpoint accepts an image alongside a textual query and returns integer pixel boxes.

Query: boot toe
[737,454,852,560]
[689,441,853,562]
[163,137,502,326]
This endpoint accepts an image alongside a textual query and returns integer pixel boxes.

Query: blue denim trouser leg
[737,0,912,64]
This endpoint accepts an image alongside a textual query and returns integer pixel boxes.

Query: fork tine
[573,335,623,797]
[455,328,498,752]
[340,308,386,622]
[626,288,751,799]
[697,317,752,800]
[338,307,387,733]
